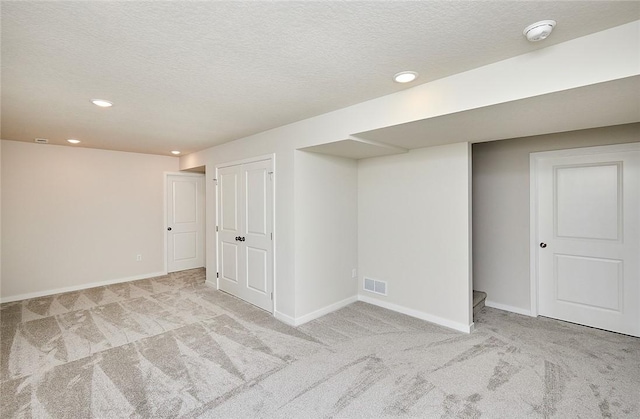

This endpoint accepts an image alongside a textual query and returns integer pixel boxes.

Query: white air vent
[34,138,49,144]
[363,277,387,296]
[364,278,375,292]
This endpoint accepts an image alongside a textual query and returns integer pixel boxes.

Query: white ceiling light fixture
[67,139,81,144]
[171,150,181,155]
[523,20,556,42]
[91,99,113,107]
[393,71,418,83]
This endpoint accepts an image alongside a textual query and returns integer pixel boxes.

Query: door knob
[540,242,547,248]
[167,227,172,231]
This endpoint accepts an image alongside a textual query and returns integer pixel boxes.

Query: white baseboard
[0,271,168,304]
[204,279,218,289]
[484,300,533,317]
[273,295,358,327]
[294,295,358,326]
[274,310,297,326]
[358,294,473,333]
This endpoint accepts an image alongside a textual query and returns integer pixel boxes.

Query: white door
[167,174,205,273]
[534,143,639,336]
[217,158,273,312]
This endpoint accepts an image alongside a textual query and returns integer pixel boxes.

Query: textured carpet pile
[1,268,638,418]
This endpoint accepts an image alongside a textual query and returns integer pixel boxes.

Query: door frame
[529,142,639,318]
[164,171,206,274]
[214,154,276,311]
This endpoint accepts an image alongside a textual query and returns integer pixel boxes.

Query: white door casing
[531,143,640,337]
[166,173,205,273]
[217,158,274,312]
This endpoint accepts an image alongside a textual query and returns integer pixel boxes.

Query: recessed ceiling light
[523,20,556,42]
[393,71,418,83]
[67,139,81,144]
[171,150,181,155]
[91,99,113,107]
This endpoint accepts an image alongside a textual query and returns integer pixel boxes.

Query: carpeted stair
[473,290,487,318]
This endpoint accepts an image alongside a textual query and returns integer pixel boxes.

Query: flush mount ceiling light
[171,150,181,155]
[67,139,81,144]
[523,20,556,42]
[393,71,418,83]
[91,99,113,107]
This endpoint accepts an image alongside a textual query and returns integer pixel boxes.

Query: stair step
[473,291,487,317]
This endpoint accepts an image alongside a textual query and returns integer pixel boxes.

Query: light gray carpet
[1,269,639,418]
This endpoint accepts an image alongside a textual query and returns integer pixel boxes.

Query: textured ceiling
[2,1,639,155]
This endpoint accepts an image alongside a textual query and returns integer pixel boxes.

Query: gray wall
[472,123,639,312]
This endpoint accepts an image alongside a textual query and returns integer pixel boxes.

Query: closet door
[217,158,273,312]
[241,159,274,311]
[218,164,244,301]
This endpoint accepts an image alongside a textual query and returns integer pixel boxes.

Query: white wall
[472,123,640,313]
[1,140,179,301]
[179,23,637,326]
[294,151,358,320]
[358,143,472,331]
[0,141,3,295]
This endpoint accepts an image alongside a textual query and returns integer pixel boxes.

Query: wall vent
[34,138,49,144]
[363,277,387,296]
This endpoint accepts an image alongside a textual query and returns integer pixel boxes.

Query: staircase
[473,291,487,318]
